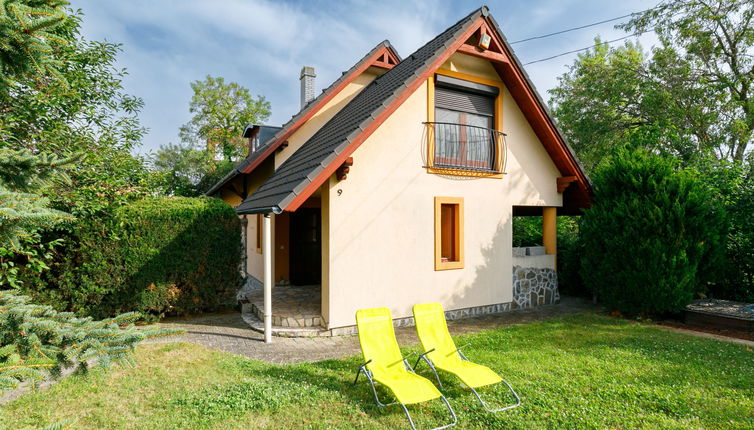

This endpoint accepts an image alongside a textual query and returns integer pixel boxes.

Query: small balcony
[423,121,506,177]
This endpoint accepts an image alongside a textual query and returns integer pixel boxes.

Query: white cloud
[69,0,663,153]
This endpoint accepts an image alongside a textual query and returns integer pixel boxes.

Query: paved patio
[152,296,598,363]
[244,285,322,328]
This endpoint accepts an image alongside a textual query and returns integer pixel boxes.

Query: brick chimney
[300,66,316,109]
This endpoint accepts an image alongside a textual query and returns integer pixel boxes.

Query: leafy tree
[0,3,157,309]
[152,142,217,196]
[512,216,543,247]
[549,40,652,170]
[179,75,271,162]
[1,8,150,217]
[550,0,753,169]
[621,0,753,163]
[580,149,726,315]
[0,233,62,288]
[690,158,754,301]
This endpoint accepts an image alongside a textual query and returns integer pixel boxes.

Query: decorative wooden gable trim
[282,10,592,213]
[557,176,578,193]
[284,17,487,212]
[372,50,400,70]
[239,44,401,176]
[457,21,510,64]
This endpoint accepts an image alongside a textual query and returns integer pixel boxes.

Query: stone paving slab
[245,285,322,328]
[686,299,754,320]
[150,297,598,364]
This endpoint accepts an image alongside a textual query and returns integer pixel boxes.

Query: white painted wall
[322,53,563,328]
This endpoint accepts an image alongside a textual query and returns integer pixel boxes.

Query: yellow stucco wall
[217,157,275,280]
[274,67,385,169]
[218,66,382,284]
[322,53,563,328]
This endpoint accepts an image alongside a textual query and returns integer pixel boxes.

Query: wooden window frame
[255,214,263,254]
[434,196,464,271]
[427,69,505,178]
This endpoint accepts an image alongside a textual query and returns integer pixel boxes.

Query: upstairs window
[426,73,505,176]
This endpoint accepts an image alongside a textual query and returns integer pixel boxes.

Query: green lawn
[2,313,752,429]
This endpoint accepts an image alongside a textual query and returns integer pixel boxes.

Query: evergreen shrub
[579,149,725,315]
[23,197,242,319]
[0,289,182,392]
[556,217,588,297]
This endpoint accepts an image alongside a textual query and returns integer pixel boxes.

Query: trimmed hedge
[23,197,242,319]
[579,149,726,315]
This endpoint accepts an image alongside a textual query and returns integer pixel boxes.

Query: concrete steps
[241,304,333,338]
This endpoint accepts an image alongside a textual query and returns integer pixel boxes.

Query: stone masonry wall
[512,265,559,309]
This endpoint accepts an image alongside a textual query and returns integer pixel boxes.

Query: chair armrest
[401,351,420,372]
[353,359,372,385]
[454,343,471,361]
[454,343,471,352]
[413,348,436,369]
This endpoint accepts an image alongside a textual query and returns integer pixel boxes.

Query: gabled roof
[236,6,592,215]
[243,124,282,152]
[205,40,401,196]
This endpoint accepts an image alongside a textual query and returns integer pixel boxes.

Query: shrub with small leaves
[23,196,243,319]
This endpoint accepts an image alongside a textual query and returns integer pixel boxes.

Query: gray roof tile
[236,7,484,214]
[206,40,400,197]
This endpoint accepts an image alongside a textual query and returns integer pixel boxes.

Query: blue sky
[68,0,660,155]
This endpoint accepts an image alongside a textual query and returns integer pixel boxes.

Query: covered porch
[240,193,328,341]
[241,285,325,336]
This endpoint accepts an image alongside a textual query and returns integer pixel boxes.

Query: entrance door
[290,208,322,285]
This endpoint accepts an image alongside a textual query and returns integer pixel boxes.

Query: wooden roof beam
[557,176,578,193]
[457,43,509,64]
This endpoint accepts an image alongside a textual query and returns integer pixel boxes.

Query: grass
[1,313,752,429]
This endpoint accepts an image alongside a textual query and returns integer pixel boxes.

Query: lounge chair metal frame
[353,353,457,430]
[413,343,521,413]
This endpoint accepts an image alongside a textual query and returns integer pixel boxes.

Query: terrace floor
[244,285,322,328]
[153,296,599,363]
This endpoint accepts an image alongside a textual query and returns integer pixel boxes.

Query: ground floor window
[434,196,464,270]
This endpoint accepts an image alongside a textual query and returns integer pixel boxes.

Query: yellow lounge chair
[412,303,521,413]
[354,307,457,430]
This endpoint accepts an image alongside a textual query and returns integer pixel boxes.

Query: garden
[1,314,752,429]
[0,0,753,429]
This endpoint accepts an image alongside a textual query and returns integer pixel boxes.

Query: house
[207,6,592,340]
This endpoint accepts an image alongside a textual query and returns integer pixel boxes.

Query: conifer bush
[24,197,243,319]
[0,289,182,392]
[579,149,725,315]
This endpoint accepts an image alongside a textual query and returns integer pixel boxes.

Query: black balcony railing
[423,122,506,174]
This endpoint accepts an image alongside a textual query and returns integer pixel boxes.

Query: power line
[510,8,653,44]
[523,32,648,65]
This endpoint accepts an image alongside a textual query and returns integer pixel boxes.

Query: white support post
[263,213,272,343]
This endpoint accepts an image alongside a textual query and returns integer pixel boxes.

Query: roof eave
[485,14,593,197]
[205,168,240,196]
[235,205,283,215]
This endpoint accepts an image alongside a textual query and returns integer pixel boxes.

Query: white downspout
[263,213,273,343]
